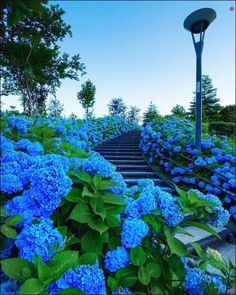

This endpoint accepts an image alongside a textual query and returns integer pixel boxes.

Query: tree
[127,106,141,125]
[0,3,86,115]
[0,0,44,26]
[143,102,160,125]
[189,75,221,121]
[47,98,64,117]
[108,98,127,117]
[219,105,236,122]
[77,80,96,119]
[171,104,186,117]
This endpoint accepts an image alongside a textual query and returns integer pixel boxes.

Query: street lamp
[184,8,216,152]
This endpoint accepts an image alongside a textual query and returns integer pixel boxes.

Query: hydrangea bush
[0,113,235,295]
[140,117,236,219]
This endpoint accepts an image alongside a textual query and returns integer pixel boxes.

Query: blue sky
[2,0,235,117]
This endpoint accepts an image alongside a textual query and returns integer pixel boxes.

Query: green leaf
[151,286,163,294]
[5,215,23,226]
[142,215,162,233]
[138,265,150,285]
[78,253,97,265]
[184,221,221,239]
[81,230,103,254]
[65,187,83,203]
[93,174,102,188]
[146,262,161,278]
[106,214,120,227]
[71,172,92,185]
[175,226,194,237]
[82,185,94,198]
[130,247,146,266]
[97,179,118,190]
[0,224,17,239]
[68,203,92,224]
[115,265,137,280]
[190,242,205,259]
[47,251,78,282]
[107,276,118,291]
[37,257,51,283]
[57,288,85,295]
[88,218,109,235]
[1,258,35,282]
[56,226,68,237]
[120,275,138,287]
[19,278,45,295]
[100,193,125,206]
[174,185,189,205]
[164,228,187,257]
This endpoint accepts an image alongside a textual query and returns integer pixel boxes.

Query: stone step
[121,171,157,179]
[175,225,231,253]
[116,165,153,172]
[104,155,144,160]
[95,147,140,151]
[109,159,147,165]
[98,151,142,156]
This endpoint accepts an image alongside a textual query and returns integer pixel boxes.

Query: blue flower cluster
[48,265,106,295]
[0,278,19,295]
[6,115,33,134]
[0,238,15,259]
[121,219,149,249]
[16,139,44,156]
[105,246,130,272]
[184,264,226,295]
[15,218,64,263]
[140,117,236,218]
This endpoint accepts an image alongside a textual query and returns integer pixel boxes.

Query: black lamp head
[184,8,216,34]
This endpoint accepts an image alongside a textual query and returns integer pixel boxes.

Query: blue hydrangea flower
[30,165,72,215]
[82,155,115,177]
[54,124,67,134]
[7,115,33,134]
[156,191,184,227]
[121,219,149,248]
[0,278,19,295]
[1,174,23,194]
[112,287,134,295]
[15,218,64,263]
[109,172,127,196]
[48,265,106,295]
[105,246,130,272]
[0,238,15,259]
[184,266,226,295]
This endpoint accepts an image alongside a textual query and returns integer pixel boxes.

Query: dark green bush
[209,122,236,137]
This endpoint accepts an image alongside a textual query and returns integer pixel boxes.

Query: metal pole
[192,32,204,152]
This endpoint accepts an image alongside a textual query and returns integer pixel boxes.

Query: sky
[2,0,235,118]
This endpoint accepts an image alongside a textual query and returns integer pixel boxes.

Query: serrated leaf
[68,203,92,224]
[65,187,83,203]
[81,230,103,254]
[78,253,97,265]
[88,218,109,235]
[100,194,125,206]
[57,288,85,295]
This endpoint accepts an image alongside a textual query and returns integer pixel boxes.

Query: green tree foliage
[0,3,86,115]
[47,98,64,117]
[127,106,141,125]
[189,75,221,122]
[171,104,186,117]
[108,98,127,117]
[143,102,160,125]
[0,0,44,26]
[219,105,236,122]
[77,80,96,119]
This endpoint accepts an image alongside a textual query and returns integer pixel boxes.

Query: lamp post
[184,8,216,152]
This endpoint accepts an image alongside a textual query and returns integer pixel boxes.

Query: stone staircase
[94,131,235,263]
